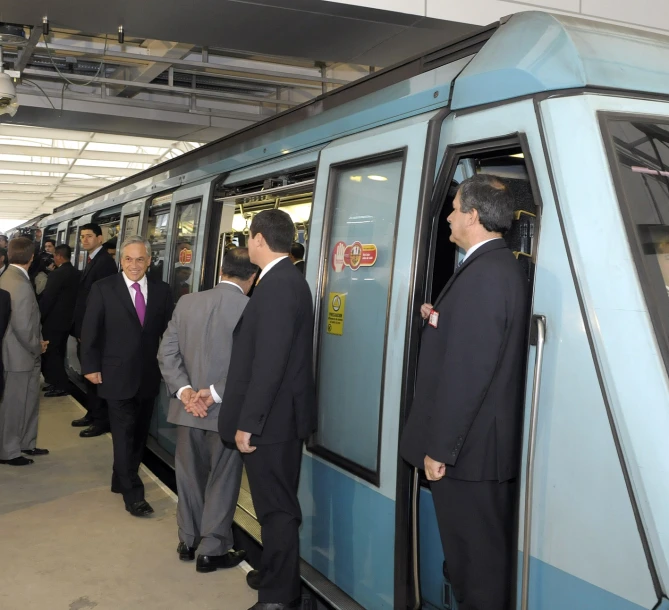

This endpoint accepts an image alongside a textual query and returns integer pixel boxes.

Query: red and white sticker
[331,241,378,272]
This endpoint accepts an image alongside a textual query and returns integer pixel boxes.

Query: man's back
[219,258,316,444]
[40,262,80,333]
[160,283,248,430]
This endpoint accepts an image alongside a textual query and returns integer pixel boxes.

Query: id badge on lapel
[428,309,439,328]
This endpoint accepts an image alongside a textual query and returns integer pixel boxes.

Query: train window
[147,211,170,280]
[170,200,200,303]
[67,226,78,266]
[604,115,669,352]
[312,154,404,481]
[123,214,140,239]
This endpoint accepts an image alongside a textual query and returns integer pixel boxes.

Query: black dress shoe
[22,448,49,456]
[246,569,262,590]
[126,500,154,517]
[80,424,109,438]
[196,549,247,573]
[45,389,69,397]
[177,542,197,561]
[42,384,55,392]
[247,601,300,610]
[71,415,92,427]
[0,456,34,466]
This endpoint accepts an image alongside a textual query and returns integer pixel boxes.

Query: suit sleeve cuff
[210,384,223,404]
[176,385,192,400]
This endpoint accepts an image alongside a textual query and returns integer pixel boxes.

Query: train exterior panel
[35,10,669,610]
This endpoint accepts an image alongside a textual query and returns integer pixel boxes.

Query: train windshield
[604,116,669,346]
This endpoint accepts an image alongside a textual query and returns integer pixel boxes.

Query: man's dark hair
[0,247,7,268]
[44,238,56,247]
[80,223,103,237]
[250,209,295,253]
[458,174,515,234]
[55,244,72,260]
[8,237,35,265]
[0,235,7,244]
[222,247,258,281]
[290,242,305,260]
[103,237,117,250]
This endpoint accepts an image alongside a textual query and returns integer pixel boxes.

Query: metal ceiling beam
[0,184,100,194]
[3,193,75,202]
[109,40,194,98]
[14,26,42,72]
[0,160,140,176]
[23,68,300,107]
[0,144,162,163]
[34,41,349,85]
[0,174,117,187]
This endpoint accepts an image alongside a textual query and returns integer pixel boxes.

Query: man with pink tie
[80,236,174,517]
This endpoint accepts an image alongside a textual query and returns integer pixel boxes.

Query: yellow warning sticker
[326,292,346,336]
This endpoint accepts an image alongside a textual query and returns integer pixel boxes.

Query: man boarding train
[401,174,529,610]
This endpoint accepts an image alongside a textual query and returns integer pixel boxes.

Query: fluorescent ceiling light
[367,175,387,181]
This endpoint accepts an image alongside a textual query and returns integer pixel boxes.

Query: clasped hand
[181,387,214,418]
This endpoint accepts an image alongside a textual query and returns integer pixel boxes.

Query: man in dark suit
[289,242,305,274]
[81,235,174,517]
[72,222,118,436]
[0,288,10,399]
[40,244,80,397]
[194,210,316,610]
[400,175,529,610]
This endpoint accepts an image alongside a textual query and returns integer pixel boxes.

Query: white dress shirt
[10,264,30,280]
[462,237,503,263]
[176,280,244,401]
[122,272,148,307]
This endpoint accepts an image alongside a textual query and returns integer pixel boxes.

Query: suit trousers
[430,477,516,610]
[244,440,303,604]
[77,342,108,426]
[0,362,41,460]
[41,330,69,391]
[108,396,154,507]
[176,426,243,555]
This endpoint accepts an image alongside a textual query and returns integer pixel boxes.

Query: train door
[56,220,68,247]
[298,112,444,610]
[119,199,147,250]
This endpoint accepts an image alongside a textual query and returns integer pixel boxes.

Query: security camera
[0,71,18,116]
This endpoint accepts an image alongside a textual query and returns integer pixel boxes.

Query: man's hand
[235,430,256,454]
[424,455,446,481]
[180,387,196,406]
[85,372,102,384]
[40,340,49,354]
[194,388,214,408]
[420,303,434,320]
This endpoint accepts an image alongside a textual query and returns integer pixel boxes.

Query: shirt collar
[88,246,103,260]
[122,271,147,289]
[258,256,289,281]
[10,264,30,280]
[463,237,502,262]
[219,280,244,293]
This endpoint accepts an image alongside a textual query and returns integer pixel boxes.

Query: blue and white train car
[38,11,669,610]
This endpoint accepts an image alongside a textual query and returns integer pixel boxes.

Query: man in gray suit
[158,248,257,572]
[0,237,49,466]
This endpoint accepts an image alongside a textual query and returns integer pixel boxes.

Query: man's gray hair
[459,174,515,234]
[120,235,152,258]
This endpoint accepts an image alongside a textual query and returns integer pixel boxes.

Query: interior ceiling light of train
[0,124,202,221]
[0,23,368,143]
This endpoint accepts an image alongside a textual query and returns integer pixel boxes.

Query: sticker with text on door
[331,240,378,272]
[326,292,347,335]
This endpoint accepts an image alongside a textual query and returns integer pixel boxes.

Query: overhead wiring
[41,31,109,87]
[21,79,58,111]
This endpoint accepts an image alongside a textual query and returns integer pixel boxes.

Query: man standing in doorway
[400,175,528,610]
[40,245,80,397]
[81,236,174,517]
[289,242,305,274]
[72,223,117,436]
[0,238,49,466]
[158,248,257,572]
[194,209,316,610]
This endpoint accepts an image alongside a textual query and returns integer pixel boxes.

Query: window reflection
[147,212,169,280]
[171,201,200,303]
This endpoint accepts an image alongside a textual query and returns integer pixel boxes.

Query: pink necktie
[132,282,146,326]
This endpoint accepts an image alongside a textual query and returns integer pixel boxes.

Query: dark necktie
[86,255,92,266]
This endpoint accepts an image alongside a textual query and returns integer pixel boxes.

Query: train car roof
[43,11,669,223]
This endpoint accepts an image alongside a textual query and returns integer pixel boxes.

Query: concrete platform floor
[0,394,257,610]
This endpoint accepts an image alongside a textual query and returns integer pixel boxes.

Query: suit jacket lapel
[116,273,141,327]
[142,280,158,331]
[434,239,507,307]
[81,253,98,279]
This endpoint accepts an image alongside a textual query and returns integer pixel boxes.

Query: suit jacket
[80,273,174,401]
[40,262,80,336]
[218,258,317,445]
[0,288,10,396]
[400,240,529,482]
[159,282,249,431]
[294,260,305,274]
[0,266,42,372]
[72,248,117,338]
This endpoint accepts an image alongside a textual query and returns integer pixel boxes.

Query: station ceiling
[0,0,478,226]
